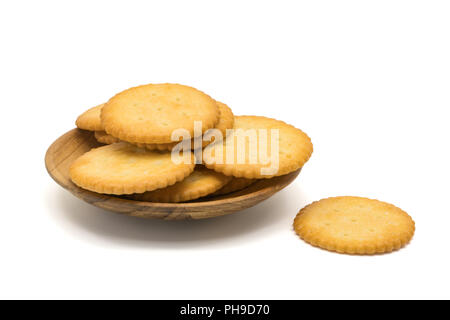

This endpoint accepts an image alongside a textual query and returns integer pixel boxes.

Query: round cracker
[75,104,105,131]
[94,131,120,145]
[203,116,313,179]
[69,142,195,195]
[134,101,234,151]
[293,196,415,255]
[101,83,220,144]
[131,166,232,203]
[212,178,255,196]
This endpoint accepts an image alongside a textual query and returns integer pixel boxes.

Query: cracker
[75,104,105,131]
[131,166,231,203]
[293,196,415,255]
[203,116,313,179]
[69,142,195,195]
[133,141,178,152]
[211,178,255,196]
[208,101,235,145]
[134,101,234,151]
[101,83,220,144]
[94,131,120,144]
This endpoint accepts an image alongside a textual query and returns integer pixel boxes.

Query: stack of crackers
[72,83,314,203]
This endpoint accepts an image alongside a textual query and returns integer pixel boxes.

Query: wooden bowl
[45,129,301,220]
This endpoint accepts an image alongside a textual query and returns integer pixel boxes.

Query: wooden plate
[45,129,301,220]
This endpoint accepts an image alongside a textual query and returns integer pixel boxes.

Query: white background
[1,0,449,299]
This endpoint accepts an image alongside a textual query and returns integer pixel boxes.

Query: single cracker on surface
[211,178,255,196]
[94,131,120,144]
[69,142,195,195]
[134,101,234,151]
[203,116,313,179]
[101,83,220,144]
[75,104,105,131]
[293,196,415,255]
[130,166,232,203]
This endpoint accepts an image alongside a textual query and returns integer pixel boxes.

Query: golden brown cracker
[131,166,231,202]
[205,101,234,145]
[203,116,313,179]
[69,142,195,195]
[211,178,255,196]
[94,131,120,144]
[293,196,415,255]
[101,83,220,144]
[75,104,105,131]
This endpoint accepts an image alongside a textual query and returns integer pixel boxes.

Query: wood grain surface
[45,129,301,220]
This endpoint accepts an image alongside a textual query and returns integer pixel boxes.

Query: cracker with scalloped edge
[101,83,219,144]
[70,142,195,195]
[131,166,231,202]
[75,104,104,131]
[203,116,313,179]
[94,131,120,144]
[211,178,255,196]
[293,196,415,255]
